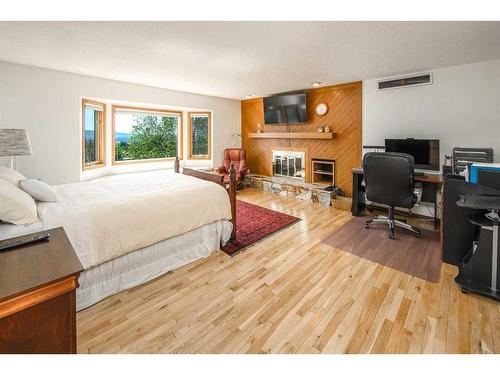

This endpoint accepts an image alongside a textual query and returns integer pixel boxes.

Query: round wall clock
[315,102,328,116]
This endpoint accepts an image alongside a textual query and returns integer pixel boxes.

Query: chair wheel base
[363,213,421,240]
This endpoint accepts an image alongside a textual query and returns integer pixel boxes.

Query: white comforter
[37,170,232,269]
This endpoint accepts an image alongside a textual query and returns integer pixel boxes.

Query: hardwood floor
[77,189,500,354]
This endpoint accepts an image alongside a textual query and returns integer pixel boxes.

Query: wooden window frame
[111,105,184,165]
[82,99,106,171]
[187,112,212,160]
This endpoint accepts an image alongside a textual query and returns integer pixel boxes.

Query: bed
[0,167,236,310]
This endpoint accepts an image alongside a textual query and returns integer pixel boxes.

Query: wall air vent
[378,73,432,91]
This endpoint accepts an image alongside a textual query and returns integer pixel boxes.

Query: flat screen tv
[385,138,440,171]
[264,91,307,125]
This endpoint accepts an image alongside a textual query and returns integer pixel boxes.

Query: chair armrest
[215,166,227,174]
[457,193,500,210]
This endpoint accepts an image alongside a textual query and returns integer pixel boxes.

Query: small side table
[0,227,83,353]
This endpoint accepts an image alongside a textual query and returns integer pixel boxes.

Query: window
[188,112,211,159]
[112,105,183,164]
[82,99,106,170]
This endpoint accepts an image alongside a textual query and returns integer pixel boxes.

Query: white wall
[0,62,241,184]
[362,59,500,169]
[3,59,498,185]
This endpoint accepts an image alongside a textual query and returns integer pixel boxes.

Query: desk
[351,167,444,228]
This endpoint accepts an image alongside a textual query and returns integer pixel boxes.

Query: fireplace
[272,150,306,181]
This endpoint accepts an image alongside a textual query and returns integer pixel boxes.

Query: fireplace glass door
[272,151,305,180]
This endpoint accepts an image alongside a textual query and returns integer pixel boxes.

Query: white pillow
[0,165,26,186]
[20,179,57,202]
[0,178,39,225]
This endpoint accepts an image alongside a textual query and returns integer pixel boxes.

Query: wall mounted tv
[264,90,307,125]
[385,138,440,171]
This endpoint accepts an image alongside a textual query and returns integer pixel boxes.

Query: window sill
[187,155,211,160]
[82,163,106,171]
[111,157,182,166]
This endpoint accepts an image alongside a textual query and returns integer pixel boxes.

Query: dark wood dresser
[0,227,83,354]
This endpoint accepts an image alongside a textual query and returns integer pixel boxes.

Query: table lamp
[0,128,32,170]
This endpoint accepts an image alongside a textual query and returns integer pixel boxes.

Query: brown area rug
[322,216,442,282]
[221,200,301,256]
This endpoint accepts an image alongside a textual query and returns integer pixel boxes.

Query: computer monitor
[384,138,440,171]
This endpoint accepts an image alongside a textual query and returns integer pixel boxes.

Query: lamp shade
[0,129,32,157]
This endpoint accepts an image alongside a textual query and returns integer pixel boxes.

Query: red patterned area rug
[222,200,301,256]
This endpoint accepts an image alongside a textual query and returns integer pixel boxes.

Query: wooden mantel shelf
[247,132,336,140]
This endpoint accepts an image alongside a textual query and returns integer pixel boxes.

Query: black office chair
[363,152,421,239]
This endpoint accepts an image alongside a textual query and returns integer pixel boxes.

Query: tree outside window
[188,112,211,159]
[113,107,182,163]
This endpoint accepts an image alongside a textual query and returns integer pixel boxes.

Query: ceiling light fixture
[310,81,322,87]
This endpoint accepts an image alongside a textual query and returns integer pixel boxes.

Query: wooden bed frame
[174,157,237,241]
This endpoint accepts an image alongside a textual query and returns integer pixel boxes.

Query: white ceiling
[1,21,499,99]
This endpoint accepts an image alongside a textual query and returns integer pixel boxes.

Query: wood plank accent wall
[241,81,362,197]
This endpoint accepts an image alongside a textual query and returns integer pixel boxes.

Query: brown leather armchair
[216,148,248,184]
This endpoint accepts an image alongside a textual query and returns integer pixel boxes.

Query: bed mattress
[37,170,232,268]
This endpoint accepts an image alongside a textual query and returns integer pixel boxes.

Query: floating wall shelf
[247,132,336,140]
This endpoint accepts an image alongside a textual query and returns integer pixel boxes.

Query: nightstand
[0,227,83,353]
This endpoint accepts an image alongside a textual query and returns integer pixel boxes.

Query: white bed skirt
[77,220,232,311]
